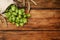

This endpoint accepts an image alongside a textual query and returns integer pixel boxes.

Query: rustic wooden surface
[0,31,60,40]
[29,0,60,8]
[0,10,60,30]
[15,0,60,8]
[0,0,60,40]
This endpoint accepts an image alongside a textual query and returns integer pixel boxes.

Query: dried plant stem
[0,14,7,27]
[22,0,25,6]
[31,0,37,5]
[27,0,30,13]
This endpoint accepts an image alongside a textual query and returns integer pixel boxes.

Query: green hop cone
[8,17,12,22]
[15,17,20,23]
[20,23,24,26]
[15,8,18,13]
[4,4,31,27]
[19,18,23,23]
[5,13,8,17]
[22,13,25,15]
[11,15,15,18]
[22,13,27,18]
[12,22,15,24]
[18,9,22,15]
[21,9,25,13]
[8,12,11,16]
[5,12,11,18]
[12,17,16,22]
[18,15,22,18]
[23,18,27,23]
[12,12,17,16]
[11,5,16,11]
[9,9,12,12]
[26,14,31,18]
[16,23,19,27]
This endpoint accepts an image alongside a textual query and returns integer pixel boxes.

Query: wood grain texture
[15,0,60,8]
[2,31,60,40]
[0,0,60,40]
[27,0,60,8]
[0,10,60,30]
[0,31,4,40]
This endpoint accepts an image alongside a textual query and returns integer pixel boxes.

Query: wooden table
[0,0,60,40]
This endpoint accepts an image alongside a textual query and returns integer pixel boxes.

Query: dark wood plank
[0,31,4,40]
[28,0,60,8]
[0,10,60,30]
[2,31,60,40]
[15,0,60,8]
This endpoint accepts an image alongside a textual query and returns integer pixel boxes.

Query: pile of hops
[5,4,31,27]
